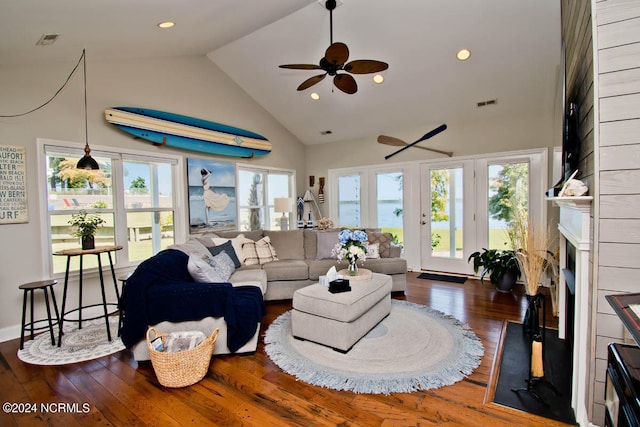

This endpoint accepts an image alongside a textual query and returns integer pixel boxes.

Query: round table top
[53,245,123,256]
[337,268,373,282]
[19,279,57,290]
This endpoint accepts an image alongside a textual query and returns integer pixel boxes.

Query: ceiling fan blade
[279,64,323,70]
[333,74,357,94]
[345,60,389,74]
[378,134,453,156]
[325,42,349,66]
[297,74,326,91]
[385,124,448,160]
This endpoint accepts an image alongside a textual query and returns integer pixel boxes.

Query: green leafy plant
[68,210,106,238]
[467,248,521,285]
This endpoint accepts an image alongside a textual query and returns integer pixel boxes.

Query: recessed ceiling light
[456,48,471,61]
[310,92,320,100]
[158,21,175,29]
[373,74,384,84]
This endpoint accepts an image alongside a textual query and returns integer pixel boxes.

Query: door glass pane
[430,167,463,259]
[338,175,361,227]
[487,162,529,249]
[377,172,403,245]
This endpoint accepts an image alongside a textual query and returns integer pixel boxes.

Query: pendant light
[76,49,99,170]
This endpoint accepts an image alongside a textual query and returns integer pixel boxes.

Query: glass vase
[348,261,358,276]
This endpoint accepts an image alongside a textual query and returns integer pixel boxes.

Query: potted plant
[468,248,521,292]
[68,210,106,250]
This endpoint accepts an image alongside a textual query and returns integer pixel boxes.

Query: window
[42,141,180,274]
[487,161,529,249]
[337,174,361,227]
[237,166,294,231]
[376,172,403,244]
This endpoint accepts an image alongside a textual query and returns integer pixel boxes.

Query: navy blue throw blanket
[120,249,265,352]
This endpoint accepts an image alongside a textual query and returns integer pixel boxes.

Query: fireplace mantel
[548,195,593,424]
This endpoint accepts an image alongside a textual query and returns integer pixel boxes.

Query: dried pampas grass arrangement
[510,217,552,296]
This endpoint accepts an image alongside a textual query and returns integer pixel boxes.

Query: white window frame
[236,163,295,231]
[37,138,186,277]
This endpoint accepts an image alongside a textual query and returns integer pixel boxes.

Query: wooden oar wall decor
[379,124,451,159]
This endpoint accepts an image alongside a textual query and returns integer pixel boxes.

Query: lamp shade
[274,197,293,213]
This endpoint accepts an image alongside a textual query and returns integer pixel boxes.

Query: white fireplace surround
[552,196,593,426]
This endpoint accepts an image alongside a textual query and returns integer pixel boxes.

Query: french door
[420,160,475,274]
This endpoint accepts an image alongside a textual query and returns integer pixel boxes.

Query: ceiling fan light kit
[279,0,388,94]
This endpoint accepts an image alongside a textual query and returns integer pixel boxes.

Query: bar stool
[117,272,132,337]
[19,279,60,349]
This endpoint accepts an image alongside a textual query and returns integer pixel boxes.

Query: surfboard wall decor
[104,107,271,158]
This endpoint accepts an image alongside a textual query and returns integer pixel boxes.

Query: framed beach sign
[0,145,28,224]
[187,158,237,233]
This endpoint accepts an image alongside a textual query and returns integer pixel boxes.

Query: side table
[54,245,123,346]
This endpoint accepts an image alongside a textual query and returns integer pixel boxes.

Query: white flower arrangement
[331,229,368,268]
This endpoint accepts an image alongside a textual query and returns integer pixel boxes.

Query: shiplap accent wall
[596,0,640,424]
[561,0,598,422]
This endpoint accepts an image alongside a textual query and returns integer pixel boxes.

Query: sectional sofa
[123,228,407,361]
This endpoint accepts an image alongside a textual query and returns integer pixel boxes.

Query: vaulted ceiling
[0,0,561,146]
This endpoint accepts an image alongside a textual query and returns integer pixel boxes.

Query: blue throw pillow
[208,240,241,268]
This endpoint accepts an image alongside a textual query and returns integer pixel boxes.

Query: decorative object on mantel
[104,107,271,158]
[558,170,588,197]
[68,209,105,250]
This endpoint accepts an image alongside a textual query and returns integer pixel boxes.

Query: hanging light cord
[82,48,88,148]
[0,50,85,118]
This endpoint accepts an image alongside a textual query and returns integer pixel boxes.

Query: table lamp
[274,198,293,230]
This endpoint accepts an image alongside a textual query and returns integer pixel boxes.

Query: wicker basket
[146,327,219,388]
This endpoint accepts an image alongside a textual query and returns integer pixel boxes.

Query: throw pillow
[212,234,247,264]
[207,240,242,268]
[367,232,393,258]
[207,251,236,281]
[367,242,380,259]
[187,254,227,283]
[242,236,279,265]
[316,231,340,259]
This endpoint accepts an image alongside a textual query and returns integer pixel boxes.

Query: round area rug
[18,317,125,365]
[265,300,484,394]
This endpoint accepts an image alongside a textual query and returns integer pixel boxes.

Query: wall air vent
[476,98,497,108]
[36,34,60,46]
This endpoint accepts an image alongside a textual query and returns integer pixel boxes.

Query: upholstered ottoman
[291,273,392,352]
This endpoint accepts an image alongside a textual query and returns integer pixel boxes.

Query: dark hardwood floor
[0,272,571,426]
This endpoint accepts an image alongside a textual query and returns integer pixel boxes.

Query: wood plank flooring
[0,272,572,426]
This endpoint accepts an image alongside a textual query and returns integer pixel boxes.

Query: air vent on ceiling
[36,34,60,46]
[476,99,497,108]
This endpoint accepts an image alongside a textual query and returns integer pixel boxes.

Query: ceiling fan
[278,0,388,94]
[379,124,452,159]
